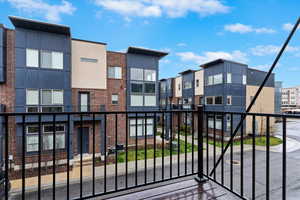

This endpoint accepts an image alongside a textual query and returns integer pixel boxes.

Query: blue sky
[0,0,299,87]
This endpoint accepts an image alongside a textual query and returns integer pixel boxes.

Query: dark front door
[78,127,89,154]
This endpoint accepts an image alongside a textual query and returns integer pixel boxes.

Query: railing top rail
[0,109,199,116]
[204,111,298,118]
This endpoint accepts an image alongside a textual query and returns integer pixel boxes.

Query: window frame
[112,94,119,105]
[108,66,122,79]
[79,92,90,112]
[26,48,39,68]
[206,96,214,105]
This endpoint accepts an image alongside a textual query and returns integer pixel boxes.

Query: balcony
[0,108,296,199]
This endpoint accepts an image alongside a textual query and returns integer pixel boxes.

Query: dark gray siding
[182,72,195,105]
[14,28,72,115]
[126,53,159,111]
[247,68,275,87]
[0,27,4,83]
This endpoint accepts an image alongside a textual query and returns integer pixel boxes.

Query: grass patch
[117,140,198,163]
[206,136,282,148]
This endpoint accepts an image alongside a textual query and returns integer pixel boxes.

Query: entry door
[78,127,89,154]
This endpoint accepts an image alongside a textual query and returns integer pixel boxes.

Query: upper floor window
[79,92,89,112]
[183,81,192,89]
[144,83,155,94]
[26,89,39,105]
[160,82,166,93]
[214,74,223,85]
[227,96,232,105]
[131,82,143,93]
[227,73,232,84]
[206,97,214,105]
[26,49,39,67]
[108,66,122,79]
[178,84,181,91]
[131,68,144,80]
[41,90,64,105]
[80,57,98,63]
[196,79,199,87]
[26,49,63,69]
[41,50,63,69]
[208,76,213,85]
[144,70,156,81]
[215,96,223,105]
[112,94,119,105]
[243,75,247,85]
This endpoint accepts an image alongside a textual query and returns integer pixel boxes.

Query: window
[196,79,199,87]
[227,96,232,105]
[160,82,166,93]
[144,70,156,81]
[178,84,181,91]
[43,124,65,150]
[80,57,98,63]
[26,89,39,105]
[26,125,39,152]
[26,49,39,67]
[243,75,247,85]
[214,74,223,85]
[215,96,223,105]
[183,81,192,89]
[206,97,214,105]
[131,95,143,106]
[41,90,64,105]
[144,83,155,94]
[131,68,143,80]
[41,51,63,69]
[79,92,89,112]
[145,96,156,106]
[41,106,63,113]
[208,115,222,130]
[112,94,119,105]
[227,73,232,84]
[208,76,213,85]
[131,82,143,93]
[108,67,122,79]
[226,114,231,130]
[27,107,39,113]
[129,118,154,136]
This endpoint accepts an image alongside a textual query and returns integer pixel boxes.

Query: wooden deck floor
[107,179,241,200]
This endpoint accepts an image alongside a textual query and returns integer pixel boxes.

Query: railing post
[195,105,207,183]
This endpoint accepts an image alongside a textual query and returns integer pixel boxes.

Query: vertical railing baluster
[252,115,256,200]
[144,113,147,184]
[125,114,128,188]
[282,117,286,200]
[4,115,8,200]
[92,113,95,195]
[198,106,204,180]
[67,114,70,199]
[80,114,83,198]
[230,113,233,190]
[213,113,216,180]
[38,114,42,200]
[154,113,157,182]
[241,114,244,197]
[162,112,165,180]
[53,114,56,200]
[22,115,26,200]
[266,116,270,200]
[221,114,224,185]
[177,112,180,176]
[104,114,107,193]
[192,111,194,174]
[170,111,173,178]
[206,114,209,176]
[184,111,187,175]
[135,113,138,186]
[115,114,118,191]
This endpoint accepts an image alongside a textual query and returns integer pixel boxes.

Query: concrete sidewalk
[10,140,251,193]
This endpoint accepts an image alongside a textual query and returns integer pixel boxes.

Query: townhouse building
[281,86,300,110]
[0,16,167,174]
[160,59,276,138]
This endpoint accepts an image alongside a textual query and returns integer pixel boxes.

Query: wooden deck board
[107,179,241,200]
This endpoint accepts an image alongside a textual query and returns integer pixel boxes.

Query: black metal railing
[0,108,295,199]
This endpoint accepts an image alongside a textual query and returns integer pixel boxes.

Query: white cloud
[252,64,270,70]
[93,0,230,18]
[282,22,300,31]
[224,23,276,34]
[250,45,300,56]
[4,0,76,22]
[176,50,248,65]
[177,43,187,47]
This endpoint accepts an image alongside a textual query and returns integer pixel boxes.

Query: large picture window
[215,96,223,105]
[144,96,156,106]
[131,82,143,93]
[131,95,143,106]
[144,83,155,94]
[144,70,156,81]
[129,118,154,136]
[130,68,144,80]
[214,74,223,85]
[41,90,64,105]
[41,51,63,69]
[108,67,122,79]
[26,49,39,67]
[26,89,39,105]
